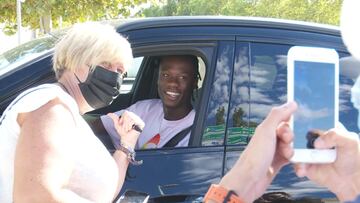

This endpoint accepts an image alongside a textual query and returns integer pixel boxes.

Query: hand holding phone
[287,46,339,163]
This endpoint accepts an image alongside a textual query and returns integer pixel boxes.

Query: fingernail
[314,137,325,148]
[284,101,294,109]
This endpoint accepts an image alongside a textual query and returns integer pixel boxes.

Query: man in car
[100,55,200,149]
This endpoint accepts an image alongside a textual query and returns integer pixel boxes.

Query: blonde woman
[0,22,144,202]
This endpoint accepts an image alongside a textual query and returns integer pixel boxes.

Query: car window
[0,36,57,76]
[249,43,289,131]
[131,54,206,150]
[120,56,142,94]
[227,43,289,145]
[202,42,234,146]
[227,42,251,145]
[339,54,359,133]
[226,43,359,145]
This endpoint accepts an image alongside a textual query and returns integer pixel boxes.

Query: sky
[293,61,336,148]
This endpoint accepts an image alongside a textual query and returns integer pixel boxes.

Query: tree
[247,0,342,25]
[138,0,342,26]
[0,0,146,35]
[215,106,225,125]
[233,107,246,127]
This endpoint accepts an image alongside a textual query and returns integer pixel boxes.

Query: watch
[203,184,244,203]
[117,142,143,165]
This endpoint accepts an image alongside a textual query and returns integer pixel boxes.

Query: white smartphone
[287,46,338,163]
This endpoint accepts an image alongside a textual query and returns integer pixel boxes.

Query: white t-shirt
[101,99,195,149]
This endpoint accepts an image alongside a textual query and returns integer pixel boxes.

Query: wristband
[117,142,143,165]
[204,184,244,203]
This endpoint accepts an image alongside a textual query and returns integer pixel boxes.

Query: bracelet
[203,184,244,203]
[116,142,143,165]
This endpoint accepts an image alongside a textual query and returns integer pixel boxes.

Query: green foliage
[138,0,342,25]
[233,107,247,127]
[0,0,146,35]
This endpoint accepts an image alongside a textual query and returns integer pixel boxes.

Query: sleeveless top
[0,84,119,202]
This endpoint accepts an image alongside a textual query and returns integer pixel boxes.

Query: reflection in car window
[227,43,289,145]
[339,54,359,133]
[0,35,60,76]
[227,42,251,145]
[202,42,234,146]
[248,43,289,140]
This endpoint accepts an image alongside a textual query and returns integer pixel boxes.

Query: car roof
[0,16,342,77]
[115,16,341,36]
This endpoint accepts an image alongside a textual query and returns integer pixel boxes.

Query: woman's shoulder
[12,84,77,114]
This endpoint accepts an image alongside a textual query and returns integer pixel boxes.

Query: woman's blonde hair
[53,21,133,79]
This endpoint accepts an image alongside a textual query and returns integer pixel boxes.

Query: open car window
[120,56,143,94]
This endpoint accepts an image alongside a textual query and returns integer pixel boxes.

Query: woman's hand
[107,110,145,148]
[218,101,297,203]
[294,124,360,202]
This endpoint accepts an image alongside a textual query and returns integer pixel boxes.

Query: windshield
[0,31,65,76]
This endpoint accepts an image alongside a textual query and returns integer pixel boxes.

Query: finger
[314,128,359,149]
[278,141,294,160]
[294,163,308,177]
[263,101,297,129]
[276,123,294,160]
[120,111,134,132]
[276,122,293,144]
[108,113,120,125]
[107,113,125,135]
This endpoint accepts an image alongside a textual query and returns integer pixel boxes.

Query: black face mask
[76,66,122,109]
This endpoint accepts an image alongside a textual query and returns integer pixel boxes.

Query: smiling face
[157,55,198,119]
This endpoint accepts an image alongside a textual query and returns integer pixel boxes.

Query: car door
[223,27,357,201]
[115,27,236,197]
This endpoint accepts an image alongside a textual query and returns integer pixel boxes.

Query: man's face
[158,56,197,110]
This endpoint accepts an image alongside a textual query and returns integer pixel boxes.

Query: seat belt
[163,125,193,148]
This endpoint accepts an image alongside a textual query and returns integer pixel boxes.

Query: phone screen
[293,61,335,149]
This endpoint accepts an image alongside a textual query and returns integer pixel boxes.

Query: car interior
[85,54,206,151]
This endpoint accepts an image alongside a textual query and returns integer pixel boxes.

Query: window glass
[120,56,143,93]
[248,43,289,139]
[202,42,234,146]
[246,44,359,141]
[339,54,359,133]
[0,36,57,76]
[227,42,251,145]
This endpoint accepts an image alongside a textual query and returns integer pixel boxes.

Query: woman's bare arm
[14,98,92,202]
[107,111,145,198]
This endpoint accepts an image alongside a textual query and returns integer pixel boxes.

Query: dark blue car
[1,16,359,202]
